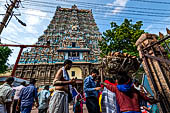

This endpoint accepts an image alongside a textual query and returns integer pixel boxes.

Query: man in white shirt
[12,81,26,113]
[0,77,14,113]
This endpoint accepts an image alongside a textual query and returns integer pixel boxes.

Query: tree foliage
[99,19,145,57]
[0,47,12,73]
[160,38,170,58]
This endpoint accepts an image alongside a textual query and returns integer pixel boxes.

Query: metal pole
[0,44,49,48]
[11,47,24,76]
[101,68,103,83]
[0,43,50,76]
[0,0,18,37]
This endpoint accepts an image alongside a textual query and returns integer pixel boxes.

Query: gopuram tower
[15,5,102,86]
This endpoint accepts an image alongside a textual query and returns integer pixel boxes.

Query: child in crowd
[102,71,159,113]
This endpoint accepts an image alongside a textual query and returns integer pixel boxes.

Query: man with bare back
[49,59,75,113]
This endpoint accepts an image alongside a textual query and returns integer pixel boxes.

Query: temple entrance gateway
[14,5,101,86]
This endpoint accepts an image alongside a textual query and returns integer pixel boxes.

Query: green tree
[99,19,145,57]
[0,47,12,73]
[160,38,170,58]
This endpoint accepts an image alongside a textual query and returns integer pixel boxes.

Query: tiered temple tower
[15,5,102,86]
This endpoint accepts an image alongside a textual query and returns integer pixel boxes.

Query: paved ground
[31,104,88,113]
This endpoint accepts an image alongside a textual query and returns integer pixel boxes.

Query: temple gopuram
[14,5,102,86]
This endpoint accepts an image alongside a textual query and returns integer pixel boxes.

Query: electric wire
[20,12,170,30]
[2,0,170,12]
[25,0,170,11]
[20,1,170,18]
[19,6,170,26]
[23,0,170,13]
[2,0,170,19]
[1,0,169,31]
[21,10,170,25]
[0,36,23,44]
[130,0,170,5]
[20,4,170,24]
[22,2,170,16]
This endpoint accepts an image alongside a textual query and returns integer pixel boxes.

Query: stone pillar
[35,68,39,79]
[37,69,41,86]
[48,69,51,85]
[136,33,170,113]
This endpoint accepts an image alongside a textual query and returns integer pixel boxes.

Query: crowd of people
[0,59,159,113]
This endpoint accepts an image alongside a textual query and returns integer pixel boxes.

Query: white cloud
[106,0,128,15]
[22,9,48,34]
[26,15,41,26]
[0,5,5,21]
[145,25,153,31]
[19,37,38,45]
[25,9,47,16]
[0,0,4,4]
[25,26,38,34]
[0,6,50,65]
[1,21,25,38]
[24,9,47,23]
[9,22,24,33]
[0,6,4,11]
[7,47,20,65]
[2,36,38,65]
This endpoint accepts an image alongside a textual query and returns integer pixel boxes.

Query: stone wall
[15,63,99,86]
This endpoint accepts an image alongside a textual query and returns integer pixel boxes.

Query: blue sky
[0,0,170,65]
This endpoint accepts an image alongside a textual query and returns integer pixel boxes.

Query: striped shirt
[101,87,117,113]
[0,83,13,104]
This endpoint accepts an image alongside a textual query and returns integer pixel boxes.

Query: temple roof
[19,5,101,64]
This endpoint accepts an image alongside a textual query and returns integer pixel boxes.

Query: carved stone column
[136,33,170,113]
